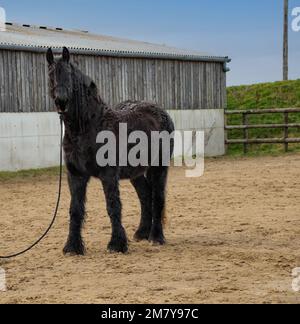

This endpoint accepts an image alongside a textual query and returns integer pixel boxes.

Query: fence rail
[225,108,300,153]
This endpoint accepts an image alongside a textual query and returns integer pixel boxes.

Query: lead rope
[0,116,64,259]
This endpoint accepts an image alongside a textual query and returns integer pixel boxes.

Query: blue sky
[0,0,300,85]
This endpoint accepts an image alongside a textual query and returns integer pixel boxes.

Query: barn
[0,23,230,171]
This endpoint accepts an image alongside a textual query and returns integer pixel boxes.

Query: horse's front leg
[63,173,90,256]
[101,173,128,253]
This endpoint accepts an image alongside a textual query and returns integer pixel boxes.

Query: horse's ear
[46,48,54,65]
[62,47,70,63]
[88,81,98,96]
[90,81,97,90]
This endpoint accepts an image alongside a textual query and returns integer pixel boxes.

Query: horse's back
[114,100,175,134]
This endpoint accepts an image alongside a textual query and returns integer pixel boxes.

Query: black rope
[0,116,64,259]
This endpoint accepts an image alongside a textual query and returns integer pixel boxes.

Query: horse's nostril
[55,98,68,110]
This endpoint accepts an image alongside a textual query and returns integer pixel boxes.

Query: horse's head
[47,47,72,114]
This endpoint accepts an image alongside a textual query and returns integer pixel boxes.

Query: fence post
[284,112,289,152]
[224,111,228,154]
[243,113,249,154]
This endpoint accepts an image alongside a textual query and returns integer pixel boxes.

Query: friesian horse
[47,47,174,254]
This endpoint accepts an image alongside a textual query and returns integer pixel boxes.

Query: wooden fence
[225,108,300,153]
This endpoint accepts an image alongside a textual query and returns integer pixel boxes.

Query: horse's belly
[119,166,148,180]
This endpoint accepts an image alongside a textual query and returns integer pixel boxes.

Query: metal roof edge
[4,21,89,34]
[0,43,231,63]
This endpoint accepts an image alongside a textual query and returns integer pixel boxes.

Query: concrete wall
[168,109,225,158]
[0,110,225,171]
[0,113,61,171]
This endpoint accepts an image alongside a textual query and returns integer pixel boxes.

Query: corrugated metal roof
[0,23,230,63]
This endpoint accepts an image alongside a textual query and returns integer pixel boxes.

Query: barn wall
[0,50,226,113]
[0,49,226,170]
[0,110,224,171]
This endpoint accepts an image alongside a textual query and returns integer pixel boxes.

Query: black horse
[46,47,175,254]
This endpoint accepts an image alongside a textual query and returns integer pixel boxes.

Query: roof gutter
[0,43,231,67]
[223,58,232,73]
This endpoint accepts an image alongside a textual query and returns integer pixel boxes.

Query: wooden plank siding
[0,49,226,113]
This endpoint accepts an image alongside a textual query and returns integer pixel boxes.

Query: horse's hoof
[149,234,166,246]
[107,240,128,254]
[134,229,150,242]
[63,241,85,256]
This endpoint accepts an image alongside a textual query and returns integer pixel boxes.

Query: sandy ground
[0,154,300,304]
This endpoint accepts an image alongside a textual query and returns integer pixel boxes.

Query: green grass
[0,166,64,181]
[227,79,300,156]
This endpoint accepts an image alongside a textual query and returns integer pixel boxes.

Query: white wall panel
[0,110,224,171]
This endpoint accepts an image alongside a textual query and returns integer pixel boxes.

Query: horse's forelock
[48,63,57,99]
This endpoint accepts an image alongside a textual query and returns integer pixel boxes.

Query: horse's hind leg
[131,176,152,241]
[63,174,89,255]
[148,166,168,245]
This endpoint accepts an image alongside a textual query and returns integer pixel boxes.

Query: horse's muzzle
[55,98,69,114]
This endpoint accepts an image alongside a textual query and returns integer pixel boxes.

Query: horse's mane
[67,64,108,134]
